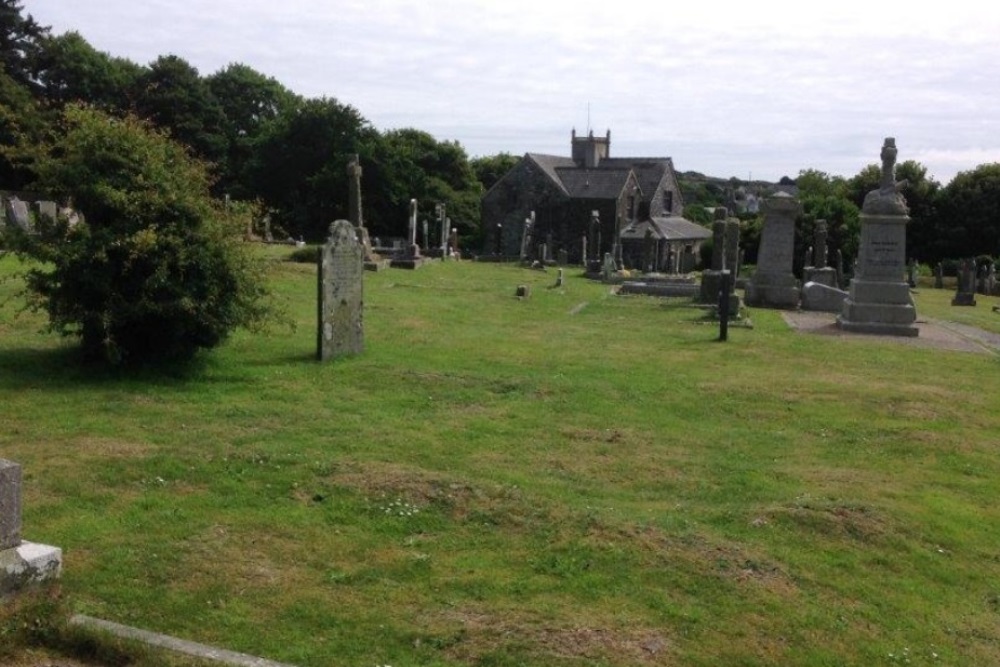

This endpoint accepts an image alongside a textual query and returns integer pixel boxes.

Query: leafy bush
[3,105,274,365]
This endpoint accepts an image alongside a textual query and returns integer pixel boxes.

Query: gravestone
[803,219,838,287]
[952,257,977,306]
[346,155,388,272]
[1,459,63,595]
[6,197,31,232]
[698,214,728,303]
[700,211,741,314]
[0,460,21,550]
[837,138,918,336]
[934,262,944,289]
[391,199,428,269]
[36,200,57,222]
[557,249,568,266]
[745,191,801,309]
[317,220,364,361]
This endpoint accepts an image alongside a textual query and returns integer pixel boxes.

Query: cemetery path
[782,311,1000,355]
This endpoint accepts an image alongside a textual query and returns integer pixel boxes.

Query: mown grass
[2,251,1000,666]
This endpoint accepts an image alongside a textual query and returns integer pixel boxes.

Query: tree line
[0,0,518,246]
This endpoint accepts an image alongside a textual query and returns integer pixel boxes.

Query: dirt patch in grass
[437,608,673,665]
[326,460,535,527]
[768,499,888,543]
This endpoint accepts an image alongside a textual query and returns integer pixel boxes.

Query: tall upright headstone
[745,191,801,309]
[804,219,838,287]
[837,138,918,336]
[951,257,977,306]
[318,220,364,360]
[347,155,388,272]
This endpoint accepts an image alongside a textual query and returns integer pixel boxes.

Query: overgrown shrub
[2,105,275,365]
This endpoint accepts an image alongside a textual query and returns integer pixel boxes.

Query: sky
[20,0,1000,185]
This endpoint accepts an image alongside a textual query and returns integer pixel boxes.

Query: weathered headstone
[952,257,977,306]
[837,138,918,336]
[557,249,568,267]
[602,252,616,282]
[0,460,21,550]
[746,192,801,309]
[36,200,57,222]
[6,197,31,232]
[317,220,364,361]
[934,262,944,289]
[346,155,387,271]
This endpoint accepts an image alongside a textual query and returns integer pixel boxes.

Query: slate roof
[525,154,576,195]
[555,168,633,199]
[600,158,673,203]
[524,153,676,202]
[620,216,711,242]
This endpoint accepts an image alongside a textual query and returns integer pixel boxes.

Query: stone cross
[0,460,21,550]
[813,220,828,268]
[408,199,418,247]
[436,203,448,257]
[347,154,363,228]
[711,217,726,271]
[317,220,364,361]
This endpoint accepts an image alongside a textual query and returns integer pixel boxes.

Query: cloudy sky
[21,0,1000,184]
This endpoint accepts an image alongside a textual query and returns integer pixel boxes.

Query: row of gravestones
[0,194,82,232]
[747,138,919,336]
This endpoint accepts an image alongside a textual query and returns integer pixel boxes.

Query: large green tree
[245,96,374,239]
[470,152,519,193]
[0,64,46,188]
[0,0,46,89]
[206,63,300,198]
[936,163,1000,260]
[131,55,228,168]
[794,169,860,272]
[34,30,143,112]
[4,105,273,365]
[362,128,481,243]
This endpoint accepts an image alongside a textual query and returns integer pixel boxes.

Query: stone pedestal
[745,274,800,309]
[390,244,429,270]
[1,460,62,595]
[801,281,849,313]
[837,213,918,337]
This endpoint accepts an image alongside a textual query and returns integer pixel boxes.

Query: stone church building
[481,130,707,270]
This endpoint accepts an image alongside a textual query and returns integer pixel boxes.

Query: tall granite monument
[317,220,364,361]
[837,138,918,337]
[745,192,801,309]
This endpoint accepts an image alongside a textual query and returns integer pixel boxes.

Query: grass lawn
[2,251,1000,666]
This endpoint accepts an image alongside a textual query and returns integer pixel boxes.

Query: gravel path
[781,311,1000,355]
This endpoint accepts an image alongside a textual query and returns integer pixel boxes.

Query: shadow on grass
[0,344,216,389]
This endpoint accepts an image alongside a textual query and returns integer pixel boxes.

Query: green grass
[2,252,1000,666]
